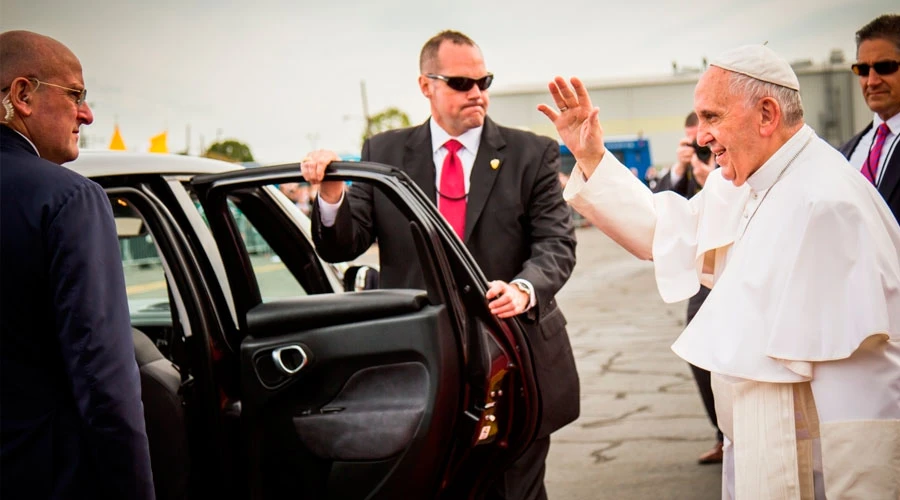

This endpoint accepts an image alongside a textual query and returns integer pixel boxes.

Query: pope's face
[856,38,900,121]
[694,68,765,187]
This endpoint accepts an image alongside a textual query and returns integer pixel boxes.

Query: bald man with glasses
[0,30,154,499]
[302,30,579,500]
[840,14,900,223]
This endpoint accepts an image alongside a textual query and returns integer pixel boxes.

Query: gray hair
[727,72,804,127]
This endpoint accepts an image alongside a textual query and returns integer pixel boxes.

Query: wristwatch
[511,280,532,299]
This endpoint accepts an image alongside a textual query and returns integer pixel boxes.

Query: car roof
[66,150,244,178]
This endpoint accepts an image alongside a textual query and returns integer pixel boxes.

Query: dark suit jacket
[652,166,703,198]
[0,126,154,499]
[840,122,900,223]
[313,117,579,437]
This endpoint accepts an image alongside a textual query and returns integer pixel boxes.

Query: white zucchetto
[709,44,800,91]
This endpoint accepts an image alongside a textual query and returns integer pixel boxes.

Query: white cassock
[564,125,900,499]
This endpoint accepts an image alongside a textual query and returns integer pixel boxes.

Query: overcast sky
[1,0,894,163]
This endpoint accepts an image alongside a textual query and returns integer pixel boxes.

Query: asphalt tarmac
[544,227,722,500]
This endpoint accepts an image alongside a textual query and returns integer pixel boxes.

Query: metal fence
[120,236,161,268]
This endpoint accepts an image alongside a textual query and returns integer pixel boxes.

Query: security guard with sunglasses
[840,14,900,223]
[302,30,578,500]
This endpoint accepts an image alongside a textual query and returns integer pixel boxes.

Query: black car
[67,151,541,499]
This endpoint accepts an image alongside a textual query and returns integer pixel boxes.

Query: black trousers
[481,436,551,500]
[688,363,723,442]
[686,286,723,442]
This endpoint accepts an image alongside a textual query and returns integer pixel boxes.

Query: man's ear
[8,78,35,118]
[758,97,780,137]
[418,75,432,98]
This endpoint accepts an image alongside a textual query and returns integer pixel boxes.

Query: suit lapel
[403,122,437,204]
[845,121,899,203]
[464,118,506,242]
[879,145,900,203]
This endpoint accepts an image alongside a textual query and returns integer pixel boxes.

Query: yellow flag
[109,124,126,150]
[149,131,168,154]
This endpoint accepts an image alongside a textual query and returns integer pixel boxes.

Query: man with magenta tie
[301,30,579,500]
[840,14,900,224]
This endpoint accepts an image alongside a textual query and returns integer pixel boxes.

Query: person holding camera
[652,111,723,465]
[655,111,717,195]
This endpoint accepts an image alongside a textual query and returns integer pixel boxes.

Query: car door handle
[271,345,309,375]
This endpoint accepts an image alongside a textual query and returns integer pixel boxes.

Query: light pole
[360,79,373,140]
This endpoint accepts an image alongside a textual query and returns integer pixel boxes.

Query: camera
[691,141,712,163]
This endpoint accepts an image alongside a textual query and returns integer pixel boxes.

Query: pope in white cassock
[539,45,900,499]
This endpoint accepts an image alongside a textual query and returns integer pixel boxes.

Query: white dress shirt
[428,118,482,198]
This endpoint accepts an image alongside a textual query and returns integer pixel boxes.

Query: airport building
[488,50,869,169]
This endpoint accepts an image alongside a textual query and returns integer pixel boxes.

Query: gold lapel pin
[490,159,500,170]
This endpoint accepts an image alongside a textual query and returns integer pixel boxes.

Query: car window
[120,231,169,316]
[227,199,308,301]
[115,198,168,315]
[270,184,381,275]
[112,196,177,355]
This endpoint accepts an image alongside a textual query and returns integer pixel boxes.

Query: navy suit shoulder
[0,127,154,499]
[2,143,101,208]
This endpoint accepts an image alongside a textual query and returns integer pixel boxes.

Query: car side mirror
[343,265,379,292]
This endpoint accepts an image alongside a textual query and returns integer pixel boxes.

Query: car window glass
[271,182,384,293]
[112,196,175,355]
[186,180,378,298]
[226,199,308,301]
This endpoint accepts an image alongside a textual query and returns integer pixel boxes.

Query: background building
[488,50,868,169]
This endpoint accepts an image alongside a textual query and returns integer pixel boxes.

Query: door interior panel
[241,296,461,499]
[292,362,427,461]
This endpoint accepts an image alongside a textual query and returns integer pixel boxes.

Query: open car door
[191,162,540,499]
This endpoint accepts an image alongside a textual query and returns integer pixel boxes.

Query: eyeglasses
[851,60,900,77]
[425,73,493,92]
[30,78,88,106]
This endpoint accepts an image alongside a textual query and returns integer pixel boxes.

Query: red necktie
[863,123,890,185]
[439,139,466,239]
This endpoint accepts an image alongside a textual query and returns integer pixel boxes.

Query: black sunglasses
[851,60,900,77]
[426,73,493,92]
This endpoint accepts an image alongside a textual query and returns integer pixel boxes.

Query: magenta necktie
[439,139,466,239]
[862,123,891,185]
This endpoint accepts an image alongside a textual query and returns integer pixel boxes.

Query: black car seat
[133,328,190,500]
